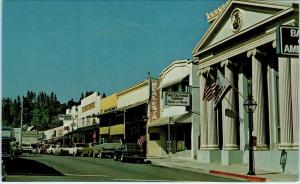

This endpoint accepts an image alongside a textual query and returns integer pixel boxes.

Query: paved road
[5,154,240,182]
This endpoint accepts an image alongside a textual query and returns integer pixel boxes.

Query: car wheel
[113,154,118,161]
[120,154,125,162]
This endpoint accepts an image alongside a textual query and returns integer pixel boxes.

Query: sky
[3,0,226,103]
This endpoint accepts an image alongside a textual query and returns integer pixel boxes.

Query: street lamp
[244,79,257,175]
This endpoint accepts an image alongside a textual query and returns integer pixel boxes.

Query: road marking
[64,174,108,177]
[114,179,171,182]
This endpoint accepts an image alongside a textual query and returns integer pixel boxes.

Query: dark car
[113,143,145,162]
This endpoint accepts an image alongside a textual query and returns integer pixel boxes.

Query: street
[5,154,240,182]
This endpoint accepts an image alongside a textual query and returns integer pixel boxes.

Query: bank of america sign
[276,25,299,56]
[165,92,190,106]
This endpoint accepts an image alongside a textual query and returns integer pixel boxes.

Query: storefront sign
[277,26,299,56]
[165,92,190,106]
[149,80,160,121]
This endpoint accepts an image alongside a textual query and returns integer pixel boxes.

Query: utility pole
[20,99,23,148]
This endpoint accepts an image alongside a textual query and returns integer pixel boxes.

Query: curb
[149,160,269,182]
[209,170,267,182]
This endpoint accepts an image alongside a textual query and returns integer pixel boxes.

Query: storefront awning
[147,113,192,128]
[67,124,99,135]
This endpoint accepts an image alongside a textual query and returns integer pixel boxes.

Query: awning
[99,127,109,135]
[147,113,192,128]
[67,124,99,135]
[96,100,148,117]
[110,124,124,135]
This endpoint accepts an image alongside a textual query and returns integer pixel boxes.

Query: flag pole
[209,68,247,101]
[223,96,243,123]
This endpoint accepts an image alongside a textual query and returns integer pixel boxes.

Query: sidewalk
[146,156,299,182]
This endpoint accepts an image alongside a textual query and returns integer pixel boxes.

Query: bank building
[193,0,298,173]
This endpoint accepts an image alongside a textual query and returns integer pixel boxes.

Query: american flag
[203,73,216,101]
[137,135,146,147]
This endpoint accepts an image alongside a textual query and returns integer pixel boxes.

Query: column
[198,68,208,149]
[278,57,293,149]
[221,60,238,150]
[207,96,218,149]
[290,57,298,148]
[247,49,267,149]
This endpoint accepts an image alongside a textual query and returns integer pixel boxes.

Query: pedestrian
[280,149,287,173]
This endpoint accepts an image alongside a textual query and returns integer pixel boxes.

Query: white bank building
[193,0,298,173]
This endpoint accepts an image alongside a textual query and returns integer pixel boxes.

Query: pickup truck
[113,143,145,162]
[2,127,17,160]
[92,138,122,158]
[68,143,86,156]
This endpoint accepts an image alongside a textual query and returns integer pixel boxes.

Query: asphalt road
[5,154,240,182]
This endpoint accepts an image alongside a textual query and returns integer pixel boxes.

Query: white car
[46,145,59,155]
[21,144,34,154]
[68,143,86,156]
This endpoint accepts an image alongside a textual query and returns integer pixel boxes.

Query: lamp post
[168,117,174,166]
[244,79,257,175]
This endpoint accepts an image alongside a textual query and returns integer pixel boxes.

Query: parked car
[92,138,122,158]
[68,143,86,156]
[2,160,7,181]
[46,144,59,155]
[81,143,95,157]
[55,145,70,156]
[113,143,145,162]
[21,143,34,154]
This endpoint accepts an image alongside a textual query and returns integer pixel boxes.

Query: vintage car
[113,143,145,162]
[2,160,7,181]
[81,143,95,157]
[21,143,34,154]
[54,145,70,156]
[68,143,86,156]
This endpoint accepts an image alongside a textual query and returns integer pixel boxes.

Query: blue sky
[3,0,225,103]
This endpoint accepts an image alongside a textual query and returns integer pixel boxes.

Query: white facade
[64,105,79,133]
[78,92,101,128]
[160,60,192,118]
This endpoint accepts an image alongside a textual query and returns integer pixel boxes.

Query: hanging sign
[276,25,299,56]
[165,92,190,106]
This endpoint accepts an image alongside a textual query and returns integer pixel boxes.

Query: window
[149,133,160,140]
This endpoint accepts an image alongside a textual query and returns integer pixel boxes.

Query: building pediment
[193,0,294,57]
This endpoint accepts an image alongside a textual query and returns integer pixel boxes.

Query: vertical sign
[149,80,160,121]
